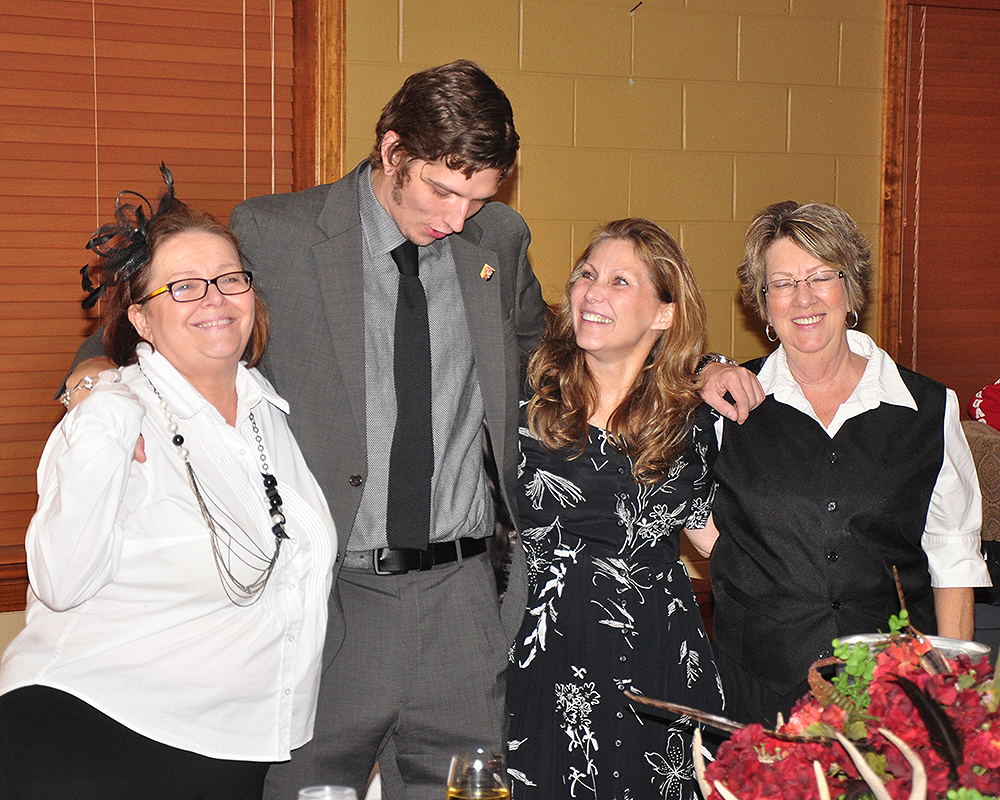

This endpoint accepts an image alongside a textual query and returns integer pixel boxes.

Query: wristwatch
[695,352,739,374]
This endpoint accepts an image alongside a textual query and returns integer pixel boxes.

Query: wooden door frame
[293,0,346,191]
[879,0,908,362]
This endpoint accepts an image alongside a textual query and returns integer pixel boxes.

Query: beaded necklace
[140,365,289,606]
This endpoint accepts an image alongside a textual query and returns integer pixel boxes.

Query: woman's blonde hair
[526,218,707,484]
[738,200,872,321]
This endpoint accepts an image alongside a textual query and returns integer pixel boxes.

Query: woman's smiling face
[128,230,255,385]
[569,237,675,366]
[764,236,850,360]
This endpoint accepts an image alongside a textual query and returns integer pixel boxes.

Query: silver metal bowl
[839,633,991,661]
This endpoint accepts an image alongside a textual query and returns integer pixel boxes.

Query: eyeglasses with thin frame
[136,271,253,304]
[762,269,844,298]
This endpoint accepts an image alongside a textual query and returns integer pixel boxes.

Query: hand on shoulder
[64,364,147,464]
[697,359,765,424]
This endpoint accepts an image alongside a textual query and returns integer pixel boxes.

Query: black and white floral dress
[507,403,724,800]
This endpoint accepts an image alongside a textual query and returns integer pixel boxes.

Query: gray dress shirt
[350,165,494,550]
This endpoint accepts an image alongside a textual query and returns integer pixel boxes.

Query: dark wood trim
[292,0,319,192]
[879,0,909,360]
[319,0,347,185]
[0,560,28,614]
[915,0,1000,7]
[292,0,346,191]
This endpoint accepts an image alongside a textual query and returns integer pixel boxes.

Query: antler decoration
[691,726,928,800]
[623,691,823,743]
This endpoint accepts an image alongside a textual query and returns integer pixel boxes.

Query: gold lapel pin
[480,263,495,281]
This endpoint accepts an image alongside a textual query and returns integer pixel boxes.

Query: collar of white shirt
[134,342,289,424]
[757,330,917,437]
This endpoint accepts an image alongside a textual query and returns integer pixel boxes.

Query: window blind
[0,0,295,610]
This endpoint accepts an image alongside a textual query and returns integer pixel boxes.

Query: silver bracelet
[695,352,739,374]
[58,375,97,409]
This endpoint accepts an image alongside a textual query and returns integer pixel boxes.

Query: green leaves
[831,638,875,712]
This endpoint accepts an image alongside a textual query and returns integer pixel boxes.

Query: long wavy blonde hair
[526,219,707,484]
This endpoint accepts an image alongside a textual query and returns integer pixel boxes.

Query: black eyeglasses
[137,271,253,304]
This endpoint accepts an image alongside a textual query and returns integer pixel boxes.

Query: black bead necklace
[141,365,289,606]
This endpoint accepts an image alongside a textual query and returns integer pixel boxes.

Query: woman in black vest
[705,201,990,726]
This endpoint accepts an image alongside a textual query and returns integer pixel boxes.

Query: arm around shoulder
[58,327,113,402]
[697,360,765,424]
[506,209,546,355]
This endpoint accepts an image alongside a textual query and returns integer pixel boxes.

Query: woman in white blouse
[0,167,337,799]
[700,201,990,727]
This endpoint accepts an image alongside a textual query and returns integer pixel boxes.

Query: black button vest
[710,359,946,696]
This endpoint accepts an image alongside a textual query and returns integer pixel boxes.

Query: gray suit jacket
[228,163,546,660]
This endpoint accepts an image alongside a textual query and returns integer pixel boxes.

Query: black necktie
[386,240,433,550]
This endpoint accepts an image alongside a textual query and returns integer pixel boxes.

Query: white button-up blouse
[0,345,336,761]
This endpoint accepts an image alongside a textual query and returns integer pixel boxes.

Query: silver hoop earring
[846,310,858,329]
[765,324,777,343]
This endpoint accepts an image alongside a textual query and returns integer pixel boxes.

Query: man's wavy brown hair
[526,219,707,485]
[368,60,518,181]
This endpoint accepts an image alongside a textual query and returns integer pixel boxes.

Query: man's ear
[379,131,403,178]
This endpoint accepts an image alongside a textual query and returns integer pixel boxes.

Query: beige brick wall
[344,0,887,577]
[0,611,24,654]
[345,0,885,362]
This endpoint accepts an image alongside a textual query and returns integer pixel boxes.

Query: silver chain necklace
[140,365,289,606]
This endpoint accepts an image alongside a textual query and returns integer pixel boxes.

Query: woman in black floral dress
[507,219,724,800]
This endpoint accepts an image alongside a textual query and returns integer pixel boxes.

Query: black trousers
[0,686,269,800]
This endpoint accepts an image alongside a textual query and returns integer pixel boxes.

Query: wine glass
[446,749,510,799]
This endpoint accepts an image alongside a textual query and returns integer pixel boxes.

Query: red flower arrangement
[698,619,1000,800]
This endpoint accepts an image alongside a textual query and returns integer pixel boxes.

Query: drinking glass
[297,786,357,800]
[446,749,510,799]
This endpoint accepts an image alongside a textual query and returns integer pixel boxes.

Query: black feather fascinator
[80,162,181,309]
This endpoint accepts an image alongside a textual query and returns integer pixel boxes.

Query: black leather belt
[340,537,488,575]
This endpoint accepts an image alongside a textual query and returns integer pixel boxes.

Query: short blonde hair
[738,201,872,321]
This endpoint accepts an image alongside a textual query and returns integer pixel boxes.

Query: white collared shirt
[0,345,337,761]
[717,331,990,588]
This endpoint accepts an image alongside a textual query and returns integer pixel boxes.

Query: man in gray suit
[230,62,545,799]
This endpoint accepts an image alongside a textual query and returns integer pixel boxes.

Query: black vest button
[827,501,837,512]
[827,551,839,562]
[829,451,838,463]
[831,600,842,611]
[349,474,363,487]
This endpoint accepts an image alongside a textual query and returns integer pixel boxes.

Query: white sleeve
[25,371,145,611]
[922,389,992,588]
